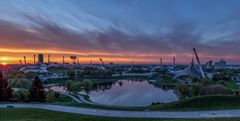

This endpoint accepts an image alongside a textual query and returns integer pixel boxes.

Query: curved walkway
[1,104,240,118]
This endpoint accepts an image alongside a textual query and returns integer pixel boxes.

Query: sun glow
[1,62,7,66]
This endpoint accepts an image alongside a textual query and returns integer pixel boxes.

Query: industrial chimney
[63,56,65,64]
[160,58,163,65]
[33,54,36,64]
[24,56,26,65]
[48,55,50,64]
[173,57,176,68]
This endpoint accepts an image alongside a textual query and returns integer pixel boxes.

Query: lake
[50,79,178,107]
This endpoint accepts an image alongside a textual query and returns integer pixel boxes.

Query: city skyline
[1,0,240,64]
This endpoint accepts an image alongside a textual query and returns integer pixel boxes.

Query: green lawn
[0,108,240,121]
[224,81,239,90]
[53,95,240,111]
[149,96,240,111]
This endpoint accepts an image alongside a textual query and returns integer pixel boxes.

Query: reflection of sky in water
[50,86,66,92]
[90,80,178,107]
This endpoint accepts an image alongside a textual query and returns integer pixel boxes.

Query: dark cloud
[1,14,240,63]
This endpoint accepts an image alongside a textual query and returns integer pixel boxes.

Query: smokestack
[63,56,65,64]
[173,57,176,68]
[33,54,36,64]
[77,58,79,65]
[48,55,50,64]
[24,56,26,65]
[90,59,93,65]
[160,58,162,65]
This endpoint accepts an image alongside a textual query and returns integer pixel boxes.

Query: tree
[16,78,32,89]
[174,85,189,98]
[71,82,82,96]
[201,77,212,86]
[83,79,93,96]
[46,90,55,103]
[65,80,74,94]
[192,77,200,83]
[191,82,202,96]
[0,70,12,101]
[28,76,45,102]
[67,69,75,79]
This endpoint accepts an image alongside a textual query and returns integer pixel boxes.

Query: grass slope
[149,96,240,111]
[1,108,240,121]
[54,94,240,111]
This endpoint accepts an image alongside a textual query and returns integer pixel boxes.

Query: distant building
[206,60,213,69]
[215,59,227,69]
[38,54,44,64]
[70,56,77,64]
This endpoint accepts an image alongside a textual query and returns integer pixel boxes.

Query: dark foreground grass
[0,108,240,121]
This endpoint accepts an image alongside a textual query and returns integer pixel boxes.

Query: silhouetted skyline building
[38,54,44,64]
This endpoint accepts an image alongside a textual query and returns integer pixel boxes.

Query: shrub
[199,84,230,96]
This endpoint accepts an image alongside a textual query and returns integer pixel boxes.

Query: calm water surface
[50,80,178,107]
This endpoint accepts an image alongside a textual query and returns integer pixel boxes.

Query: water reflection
[89,80,178,107]
[49,79,178,107]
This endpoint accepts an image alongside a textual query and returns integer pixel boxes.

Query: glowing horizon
[0,48,237,65]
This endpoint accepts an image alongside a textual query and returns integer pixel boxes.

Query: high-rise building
[38,54,44,64]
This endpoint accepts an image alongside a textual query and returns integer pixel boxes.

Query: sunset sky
[1,0,240,64]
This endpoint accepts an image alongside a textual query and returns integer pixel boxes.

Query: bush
[174,85,190,98]
[11,89,29,102]
[192,83,202,96]
[199,84,230,96]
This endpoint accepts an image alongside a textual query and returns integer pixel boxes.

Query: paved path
[1,104,240,118]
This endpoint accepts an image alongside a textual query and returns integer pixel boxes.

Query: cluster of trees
[65,67,113,79]
[212,71,232,82]
[175,78,230,99]
[0,70,46,102]
[0,71,12,101]
[65,79,93,96]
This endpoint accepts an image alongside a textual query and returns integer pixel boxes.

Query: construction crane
[193,48,205,78]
